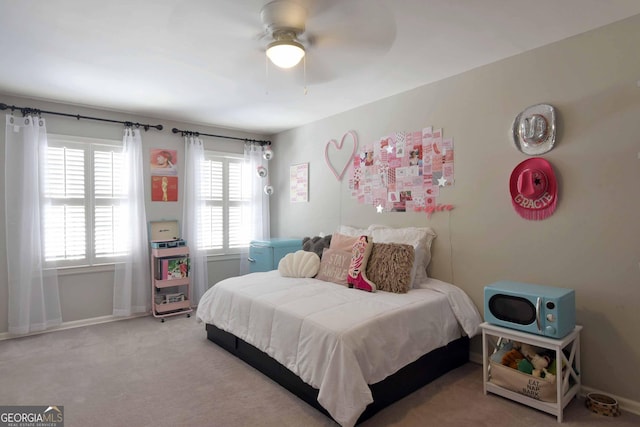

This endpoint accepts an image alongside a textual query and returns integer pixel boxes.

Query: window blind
[44,146,87,262]
[43,137,125,266]
[201,153,250,253]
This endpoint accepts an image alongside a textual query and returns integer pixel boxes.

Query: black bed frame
[206,323,469,424]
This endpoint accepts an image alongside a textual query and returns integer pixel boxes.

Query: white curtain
[5,114,62,334]
[113,127,150,316]
[240,143,270,275]
[182,135,208,305]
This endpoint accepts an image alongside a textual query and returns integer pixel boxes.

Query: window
[200,151,251,254]
[43,135,125,267]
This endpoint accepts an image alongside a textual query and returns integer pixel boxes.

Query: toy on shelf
[500,341,557,384]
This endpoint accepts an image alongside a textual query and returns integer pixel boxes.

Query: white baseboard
[470,350,640,416]
[0,313,149,341]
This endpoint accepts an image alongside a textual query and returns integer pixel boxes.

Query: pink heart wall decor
[325,130,358,181]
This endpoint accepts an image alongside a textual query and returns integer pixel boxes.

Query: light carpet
[0,316,637,427]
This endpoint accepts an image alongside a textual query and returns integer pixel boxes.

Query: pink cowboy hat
[509,157,558,220]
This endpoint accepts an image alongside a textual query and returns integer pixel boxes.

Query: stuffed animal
[517,358,534,375]
[531,353,550,378]
[302,235,332,259]
[514,342,546,360]
[501,348,525,370]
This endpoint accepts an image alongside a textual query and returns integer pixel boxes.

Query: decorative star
[376,204,384,213]
[437,176,447,187]
[386,145,394,154]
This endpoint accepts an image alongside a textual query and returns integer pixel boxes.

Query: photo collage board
[349,127,454,212]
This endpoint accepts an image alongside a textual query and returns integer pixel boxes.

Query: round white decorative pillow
[278,250,320,278]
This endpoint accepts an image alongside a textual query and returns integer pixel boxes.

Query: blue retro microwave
[484,281,575,339]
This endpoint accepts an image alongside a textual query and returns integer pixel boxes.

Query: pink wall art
[325,131,358,181]
[349,126,455,217]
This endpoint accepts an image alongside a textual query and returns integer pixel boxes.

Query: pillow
[366,243,415,293]
[329,232,359,252]
[302,235,332,259]
[347,235,376,292]
[315,248,351,285]
[370,226,436,287]
[338,225,371,237]
[278,250,320,278]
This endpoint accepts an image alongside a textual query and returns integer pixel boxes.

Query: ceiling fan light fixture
[266,38,305,69]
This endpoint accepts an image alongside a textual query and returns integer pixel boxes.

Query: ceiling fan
[257,0,396,82]
[260,0,308,69]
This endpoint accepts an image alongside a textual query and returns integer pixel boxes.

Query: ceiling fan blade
[308,0,395,49]
[301,0,397,83]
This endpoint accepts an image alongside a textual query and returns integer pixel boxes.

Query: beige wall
[270,15,640,403]
[0,95,266,329]
[1,12,638,408]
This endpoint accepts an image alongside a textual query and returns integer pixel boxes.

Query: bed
[196,269,482,426]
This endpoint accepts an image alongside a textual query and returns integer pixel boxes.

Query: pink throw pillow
[316,248,352,285]
[329,232,359,252]
[347,235,376,292]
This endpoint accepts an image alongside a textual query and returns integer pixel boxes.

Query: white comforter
[196,271,482,427]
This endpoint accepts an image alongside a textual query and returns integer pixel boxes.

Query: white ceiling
[1,0,639,135]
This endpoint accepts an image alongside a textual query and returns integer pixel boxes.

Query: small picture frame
[290,163,309,203]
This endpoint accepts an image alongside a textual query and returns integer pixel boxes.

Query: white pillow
[338,225,371,237]
[370,226,436,287]
[278,250,320,278]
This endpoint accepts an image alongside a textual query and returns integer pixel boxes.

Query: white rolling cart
[481,322,582,422]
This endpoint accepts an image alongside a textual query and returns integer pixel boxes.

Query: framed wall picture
[290,163,309,203]
[151,175,178,202]
[150,148,178,176]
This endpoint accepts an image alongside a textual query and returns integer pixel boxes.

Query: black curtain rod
[172,127,271,146]
[0,102,164,131]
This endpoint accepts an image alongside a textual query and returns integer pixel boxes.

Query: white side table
[481,322,582,422]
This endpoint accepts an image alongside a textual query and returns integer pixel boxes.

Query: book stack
[155,256,190,280]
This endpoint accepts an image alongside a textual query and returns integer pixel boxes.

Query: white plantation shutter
[94,148,125,258]
[201,157,223,250]
[202,152,250,253]
[43,205,86,261]
[228,159,248,248]
[44,136,124,266]
[228,205,244,248]
[94,149,125,197]
[44,145,87,262]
